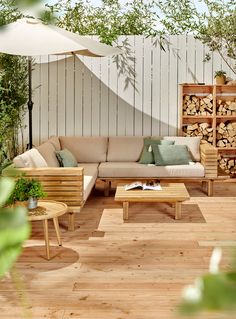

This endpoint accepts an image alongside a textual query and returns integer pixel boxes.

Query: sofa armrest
[200,144,218,178]
[18,167,84,208]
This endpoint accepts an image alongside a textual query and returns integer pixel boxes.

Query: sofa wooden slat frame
[18,167,84,231]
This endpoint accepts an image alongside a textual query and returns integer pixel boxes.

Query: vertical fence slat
[108,54,118,136]
[57,57,66,137]
[32,58,40,145]
[151,36,161,136]
[40,59,49,142]
[83,56,92,136]
[100,57,109,136]
[48,56,58,137]
[125,36,135,136]
[203,45,213,85]
[134,36,143,136]
[74,57,83,135]
[186,36,196,83]
[65,56,75,135]
[160,37,169,135]
[169,35,178,136]
[143,37,152,136]
[195,39,204,83]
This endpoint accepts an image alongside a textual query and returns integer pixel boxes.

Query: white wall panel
[30,35,229,145]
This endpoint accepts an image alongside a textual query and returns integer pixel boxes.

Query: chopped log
[218,156,236,175]
[183,94,213,116]
[216,121,236,147]
[217,99,236,115]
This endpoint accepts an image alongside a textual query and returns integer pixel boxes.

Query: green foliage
[0,177,30,277]
[214,70,226,77]
[8,178,47,204]
[157,0,236,74]
[54,0,159,45]
[180,272,236,315]
[180,248,236,315]
[0,2,28,171]
[27,179,47,199]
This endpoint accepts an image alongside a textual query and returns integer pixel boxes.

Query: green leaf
[0,205,30,278]
[0,177,15,207]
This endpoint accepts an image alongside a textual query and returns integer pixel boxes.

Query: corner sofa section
[12,135,218,230]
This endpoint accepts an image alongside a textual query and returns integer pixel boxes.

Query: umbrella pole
[27,56,33,149]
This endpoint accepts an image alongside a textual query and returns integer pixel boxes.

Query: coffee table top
[28,200,68,221]
[115,183,190,202]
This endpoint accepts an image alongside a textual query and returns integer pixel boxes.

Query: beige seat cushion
[13,148,48,168]
[107,136,145,162]
[79,163,98,201]
[163,136,201,161]
[59,136,108,163]
[37,142,59,167]
[98,162,205,178]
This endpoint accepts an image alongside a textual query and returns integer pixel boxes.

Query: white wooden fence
[29,35,234,146]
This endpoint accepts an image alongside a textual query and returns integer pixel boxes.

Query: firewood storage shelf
[179,84,236,177]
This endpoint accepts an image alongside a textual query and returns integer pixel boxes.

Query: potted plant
[214,70,226,85]
[27,179,47,209]
[9,178,47,209]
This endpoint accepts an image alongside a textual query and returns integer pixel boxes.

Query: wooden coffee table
[115,183,190,221]
[28,200,68,260]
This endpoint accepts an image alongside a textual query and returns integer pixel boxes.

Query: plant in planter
[27,179,47,209]
[214,71,227,85]
[9,178,47,209]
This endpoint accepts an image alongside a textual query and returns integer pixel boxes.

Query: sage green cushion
[153,145,192,166]
[55,149,77,167]
[139,139,175,164]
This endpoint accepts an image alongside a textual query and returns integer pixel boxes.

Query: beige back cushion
[59,136,108,163]
[48,136,61,151]
[13,148,48,168]
[163,136,201,161]
[107,137,145,162]
[37,142,59,167]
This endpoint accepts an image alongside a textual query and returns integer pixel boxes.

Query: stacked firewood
[183,122,213,143]
[218,157,236,175]
[216,122,236,147]
[217,99,236,116]
[183,94,213,116]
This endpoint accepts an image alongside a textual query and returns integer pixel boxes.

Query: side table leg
[53,217,62,246]
[43,219,50,260]
[123,202,129,221]
[175,202,181,220]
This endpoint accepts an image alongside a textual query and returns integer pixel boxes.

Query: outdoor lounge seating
[11,135,218,230]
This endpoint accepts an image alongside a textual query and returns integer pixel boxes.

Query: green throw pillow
[55,149,77,167]
[153,145,192,166]
[139,138,175,164]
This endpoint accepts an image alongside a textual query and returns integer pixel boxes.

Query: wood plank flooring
[0,181,236,319]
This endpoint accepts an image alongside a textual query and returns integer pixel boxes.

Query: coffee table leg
[175,202,181,220]
[123,202,129,220]
[43,219,50,260]
[53,217,62,246]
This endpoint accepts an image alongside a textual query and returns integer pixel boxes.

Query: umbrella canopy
[0,18,122,148]
[0,18,122,57]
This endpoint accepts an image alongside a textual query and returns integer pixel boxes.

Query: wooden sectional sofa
[11,136,218,230]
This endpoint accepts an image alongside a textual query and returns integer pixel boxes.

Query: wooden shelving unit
[179,84,236,176]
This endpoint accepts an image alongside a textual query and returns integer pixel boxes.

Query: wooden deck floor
[0,181,236,319]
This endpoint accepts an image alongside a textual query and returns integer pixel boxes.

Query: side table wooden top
[28,200,68,221]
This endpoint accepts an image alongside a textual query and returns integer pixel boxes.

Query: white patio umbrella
[0,18,122,148]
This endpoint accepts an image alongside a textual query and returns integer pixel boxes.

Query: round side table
[28,200,68,260]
